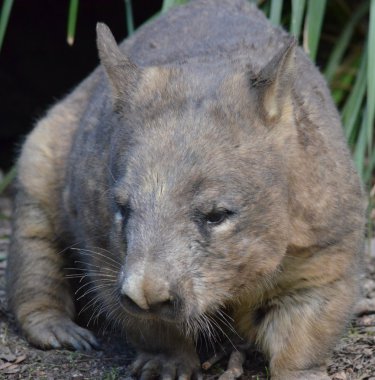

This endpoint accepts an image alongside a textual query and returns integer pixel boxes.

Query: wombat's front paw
[23,313,99,351]
[203,349,246,380]
[130,351,202,380]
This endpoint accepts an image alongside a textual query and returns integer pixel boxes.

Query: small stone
[331,371,347,380]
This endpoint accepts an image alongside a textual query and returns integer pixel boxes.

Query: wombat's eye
[205,209,232,225]
[115,202,131,221]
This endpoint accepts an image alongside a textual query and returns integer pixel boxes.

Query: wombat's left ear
[251,38,296,124]
[96,23,141,101]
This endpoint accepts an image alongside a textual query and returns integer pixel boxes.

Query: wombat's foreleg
[6,189,98,350]
[255,279,356,380]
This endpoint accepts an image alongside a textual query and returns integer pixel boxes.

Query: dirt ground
[1,195,375,380]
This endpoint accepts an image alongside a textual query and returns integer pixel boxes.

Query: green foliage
[367,0,375,176]
[269,0,283,25]
[305,0,327,61]
[102,367,120,380]
[67,0,79,46]
[326,1,373,186]
[290,0,306,38]
[161,0,188,13]
[0,166,16,195]
[0,0,13,53]
[324,2,368,83]
[125,0,134,36]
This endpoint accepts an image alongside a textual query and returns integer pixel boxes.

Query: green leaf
[124,0,134,36]
[331,56,359,105]
[304,0,327,61]
[67,0,79,46]
[363,145,375,186]
[324,1,369,83]
[324,2,369,84]
[353,107,368,180]
[0,165,16,195]
[364,146,375,184]
[367,0,375,165]
[0,0,14,53]
[290,0,306,39]
[161,0,187,14]
[342,46,367,142]
[269,0,283,26]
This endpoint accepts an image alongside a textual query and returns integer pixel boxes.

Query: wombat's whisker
[87,245,121,260]
[56,241,83,255]
[201,315,221,350]
[75,279,102,295]
[206,314,236,349]
[73,261,119,274]
[215,310,241,339]
[64,273,88,280]
[74,277,117,296]
[101,306,120,335]
[66,273,117,282]
[57,231,116,254]
[79,295,102,317]
[88,303,107,327]
[191,317,209,352]
[66,268,117,277]
[85,287,120,327]
[76,282,115,301]
[203,317,218,342]
[216,309,233,322]
[71,248,121,268]
[85,301,104,324]
[64,266,118,278]
[188,316,204,346]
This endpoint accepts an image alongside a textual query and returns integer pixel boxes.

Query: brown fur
[6,1,365,379]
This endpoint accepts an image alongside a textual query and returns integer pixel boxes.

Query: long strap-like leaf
[0,0,14,53]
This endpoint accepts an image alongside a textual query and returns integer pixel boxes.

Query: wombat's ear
[251,38,296,124]
[96,23,140,102]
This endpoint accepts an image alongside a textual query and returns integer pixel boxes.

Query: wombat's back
[122,0,280,67]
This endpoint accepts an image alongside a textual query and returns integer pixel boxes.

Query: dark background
[0,0,162,171]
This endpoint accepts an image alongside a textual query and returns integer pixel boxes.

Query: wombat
[6,0,365,379]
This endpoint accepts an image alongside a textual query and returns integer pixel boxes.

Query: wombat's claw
[130,352,202,380]
[203,350,245,380]
[218,350,245,380]
[25,315,99,351]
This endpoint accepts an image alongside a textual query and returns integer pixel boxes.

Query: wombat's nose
[120,273,172,312]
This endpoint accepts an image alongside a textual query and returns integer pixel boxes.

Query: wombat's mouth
[119,294,183,323]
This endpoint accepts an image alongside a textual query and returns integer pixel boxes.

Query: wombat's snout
[119,271,180,320]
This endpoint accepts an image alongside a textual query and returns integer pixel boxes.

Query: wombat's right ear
[96,23,141,102]
[250,38,296,125]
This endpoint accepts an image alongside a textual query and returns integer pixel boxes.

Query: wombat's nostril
[148,295,181,320]
[148,298,173,311]
[120,293,141,310]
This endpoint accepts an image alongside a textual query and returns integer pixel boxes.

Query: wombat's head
[95,24,296,334]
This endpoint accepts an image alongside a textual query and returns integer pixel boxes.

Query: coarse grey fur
[6,1,365,379]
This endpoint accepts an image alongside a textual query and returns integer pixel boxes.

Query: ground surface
[0,195,375,380]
